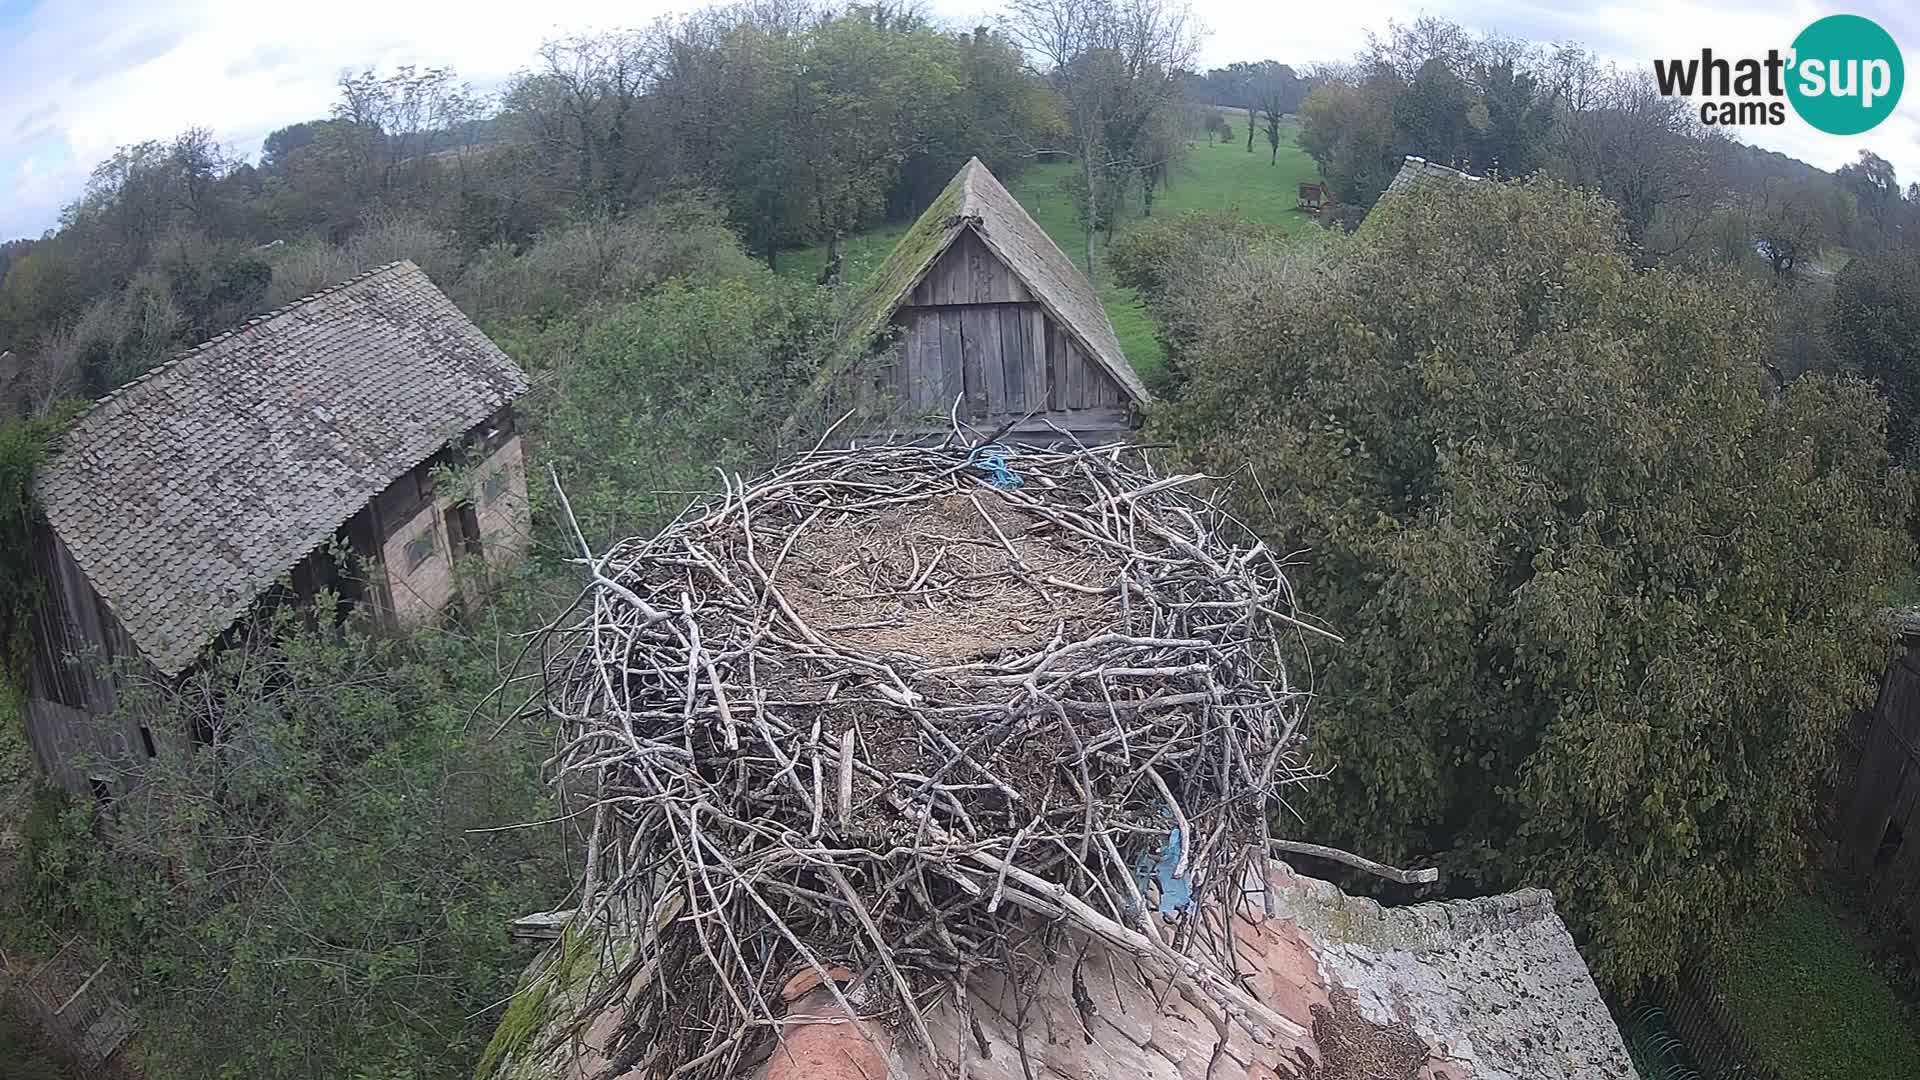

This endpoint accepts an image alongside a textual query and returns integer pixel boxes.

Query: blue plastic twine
[968,444,1023,490]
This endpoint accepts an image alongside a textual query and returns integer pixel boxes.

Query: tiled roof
[1381,154,1484,200]
[491,861,1635,1080]
[35,261,527,676]
[841,157,1148,405]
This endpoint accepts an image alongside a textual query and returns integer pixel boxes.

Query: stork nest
[534,436,1330,1078]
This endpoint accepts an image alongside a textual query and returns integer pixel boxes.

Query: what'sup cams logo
[1653,14,1903,134]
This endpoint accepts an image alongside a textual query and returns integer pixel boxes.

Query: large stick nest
[536,436,1329,1077]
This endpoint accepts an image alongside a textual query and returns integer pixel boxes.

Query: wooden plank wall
[881,229,1130,425]
[908,231,1035,306]
[22,524,160,794]
[1840,639,1920,948]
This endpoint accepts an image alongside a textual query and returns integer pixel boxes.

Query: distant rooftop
[1382,155,1485,201]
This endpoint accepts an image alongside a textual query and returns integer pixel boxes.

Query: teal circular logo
[1787,15,1903,135]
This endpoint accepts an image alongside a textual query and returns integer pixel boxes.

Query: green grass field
[1718,891,1920,1080]
[784,120,1322,378]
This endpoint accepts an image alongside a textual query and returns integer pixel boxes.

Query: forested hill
[1,8,1895,414]
[0,10,1073,406]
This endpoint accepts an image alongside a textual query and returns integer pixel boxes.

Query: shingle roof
[35,261,528,676]
[1381,154,1484,201]
[843,157,1148,404]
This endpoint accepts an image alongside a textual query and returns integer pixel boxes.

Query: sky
[1,0,1917,240]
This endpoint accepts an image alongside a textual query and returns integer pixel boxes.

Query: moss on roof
[845,168,968,349]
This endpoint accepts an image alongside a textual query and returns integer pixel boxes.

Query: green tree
[1469,58,1556,175]
[1297,68,1402,211]
[1003,0,1201,283]
[1830,247,1920,466]
[1152,177,1912,990]
[1749,177,1852,281]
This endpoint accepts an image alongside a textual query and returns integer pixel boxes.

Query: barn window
[404,527,437,570]
[87,775,114,806]
[139,724,158,759]
[482,468,509,506]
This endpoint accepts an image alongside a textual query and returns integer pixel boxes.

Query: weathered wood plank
[936,310,964,411]
[976,307,1006,412]
[1065,335,1088,408]
[939,310,965,412]
[942,241,967,305]
[961,232,983,305]
[1845,648,1920,873]
[1045,322,1061,411]
[959,308,988,418]
[999,306,1028,412]
[908,311,940,408]
[1027,309,1049,407]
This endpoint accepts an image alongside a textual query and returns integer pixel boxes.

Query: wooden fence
[1646,971,1786,1080]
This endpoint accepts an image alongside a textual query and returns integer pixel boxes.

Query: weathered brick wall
[473,435,531,572]
[375,434,531,625]
[380,499,459,626]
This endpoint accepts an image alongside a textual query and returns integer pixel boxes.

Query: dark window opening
[139,725,158,759]
[404,527,436,571]
[87,775,114,805]
[445,504,483,560]
[481,469,509,506]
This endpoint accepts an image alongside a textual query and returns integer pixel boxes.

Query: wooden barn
[806,157,1148,445]
[1839,614,1920,952]
[22,261,532,796]
[1297,181,1332,213]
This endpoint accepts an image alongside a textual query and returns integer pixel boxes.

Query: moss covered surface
[475,924,606,1080]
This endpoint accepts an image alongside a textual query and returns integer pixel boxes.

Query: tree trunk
[1081,155,1100,286]
[1246,108,1255,153]
[820,231,844,287]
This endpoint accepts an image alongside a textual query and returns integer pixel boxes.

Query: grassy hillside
[785,120,1322,378]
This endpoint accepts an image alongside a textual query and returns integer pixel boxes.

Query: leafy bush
[1830,248,1920,466]
[1155,176,1913,990]
[7,587,573,1080]
[266,211,461,306]
[1,408,82,690]
[456,197,760,324]
[1108,211,1323,394]
[507,271,836,547]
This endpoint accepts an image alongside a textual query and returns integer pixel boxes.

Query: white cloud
[3,0,1918,238]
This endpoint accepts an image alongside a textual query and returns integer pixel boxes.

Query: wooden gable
[860,226,1131,438]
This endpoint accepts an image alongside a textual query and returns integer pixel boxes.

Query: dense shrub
[1108,211,1322,393]
[507,270,839,547]
[265,211,461,307]
[7,587,573,1080]
[457,197,759,324]
[1154,176,1913,990]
